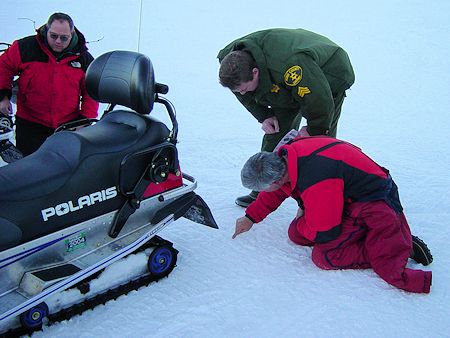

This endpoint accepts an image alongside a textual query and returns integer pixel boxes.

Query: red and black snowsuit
[0,27,98,129]
[245,137,432,293]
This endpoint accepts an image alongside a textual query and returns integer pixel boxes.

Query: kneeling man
[233,136,433,294]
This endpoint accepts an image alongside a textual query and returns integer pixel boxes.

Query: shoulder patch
[297,86,311,97]
[284,65,303,86]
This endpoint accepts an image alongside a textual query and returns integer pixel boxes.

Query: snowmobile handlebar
[155,83,169,95]
[155,95,178,142]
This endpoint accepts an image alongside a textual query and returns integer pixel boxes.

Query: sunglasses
[48,32,71,42]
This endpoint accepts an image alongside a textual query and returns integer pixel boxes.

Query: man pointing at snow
[233,136,433,294]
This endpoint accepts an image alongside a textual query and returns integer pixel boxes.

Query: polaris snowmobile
[0,50,218,335]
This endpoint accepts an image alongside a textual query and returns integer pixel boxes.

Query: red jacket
[0,28,98,128]
[246,137,400,243]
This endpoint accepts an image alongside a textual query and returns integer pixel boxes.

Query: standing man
[217,28,355,207]
[233,136,433,294]
[0,12,99,156]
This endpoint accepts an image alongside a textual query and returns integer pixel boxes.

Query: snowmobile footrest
[20,264,82,297]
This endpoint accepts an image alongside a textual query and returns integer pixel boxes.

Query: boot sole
[235,200,252,208]
[412,236,433,266]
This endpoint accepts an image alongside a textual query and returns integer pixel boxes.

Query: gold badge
[271,84,280,93]
[297,86,311,97]
[284,65,303,86]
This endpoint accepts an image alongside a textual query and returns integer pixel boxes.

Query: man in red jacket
[0,12,98,156]
[233,136,433,293]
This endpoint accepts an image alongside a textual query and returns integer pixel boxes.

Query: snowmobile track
[1,236,177,338]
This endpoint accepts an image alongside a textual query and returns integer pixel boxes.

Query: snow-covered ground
[2,1,450,337]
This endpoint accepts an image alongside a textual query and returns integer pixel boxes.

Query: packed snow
[1,0,450,337]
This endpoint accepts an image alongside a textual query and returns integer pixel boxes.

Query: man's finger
[273,118,280,132]
[262,124,276,134]
[232,226,246,239]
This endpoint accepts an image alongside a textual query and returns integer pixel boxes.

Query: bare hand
[232,216,254,239]
[0,97,11,116]
[298,126,310,137]
[261,117,279,134]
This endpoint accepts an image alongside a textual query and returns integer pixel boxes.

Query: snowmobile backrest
[86,51,156,115]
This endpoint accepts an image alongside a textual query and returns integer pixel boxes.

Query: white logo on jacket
[70,61,82,68]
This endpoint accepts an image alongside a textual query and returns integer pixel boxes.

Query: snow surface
[2,0,450,337]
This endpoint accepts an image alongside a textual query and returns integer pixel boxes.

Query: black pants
[15,117,55,156]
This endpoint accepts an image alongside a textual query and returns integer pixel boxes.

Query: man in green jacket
[217,28,355,207]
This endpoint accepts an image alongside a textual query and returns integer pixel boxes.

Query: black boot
[235,191,258,207]
[410,235,433,266]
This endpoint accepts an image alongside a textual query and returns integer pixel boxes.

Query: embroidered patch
[271,84,280,93]
[284,65,303,86]
[297,86,311,97]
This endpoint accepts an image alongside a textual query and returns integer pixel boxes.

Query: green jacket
[217,28,355,135]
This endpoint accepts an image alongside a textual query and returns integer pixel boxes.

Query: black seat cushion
[0,110,170,250]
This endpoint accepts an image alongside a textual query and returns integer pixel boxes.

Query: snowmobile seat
[0,110,170,250]
[0,111,169,201]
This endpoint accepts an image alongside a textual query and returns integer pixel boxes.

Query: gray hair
[241,152,286,191]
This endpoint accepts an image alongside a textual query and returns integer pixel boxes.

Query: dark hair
[219,50,256,90]
[46,12,75,32]
[241,152,286,191]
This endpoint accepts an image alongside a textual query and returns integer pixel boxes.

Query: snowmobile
[0,50,218,335]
